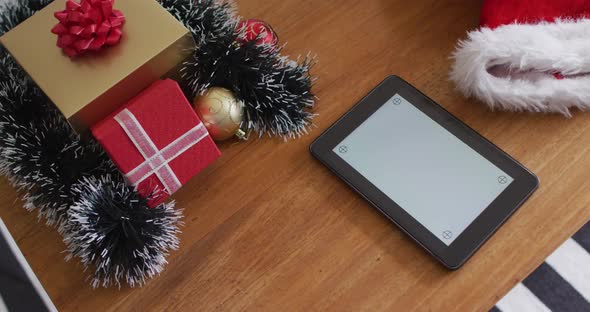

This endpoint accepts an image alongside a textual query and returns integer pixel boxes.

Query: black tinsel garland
[0,0,315,288]
[161,0,316,138]
[0,0,183,288]
[64,176,182,288]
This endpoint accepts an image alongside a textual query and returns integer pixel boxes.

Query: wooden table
[2,0,590,311]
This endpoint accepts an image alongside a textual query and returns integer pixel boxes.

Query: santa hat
[450,0,590,116]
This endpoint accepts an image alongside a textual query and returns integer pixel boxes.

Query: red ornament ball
[51,0,125,57]
[236,19,278,49]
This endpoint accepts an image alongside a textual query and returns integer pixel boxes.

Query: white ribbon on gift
[114,108,209,194]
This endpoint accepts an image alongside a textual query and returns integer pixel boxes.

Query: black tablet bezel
[310,76,539,269]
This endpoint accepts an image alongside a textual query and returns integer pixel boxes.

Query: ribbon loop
[51,0,125,57]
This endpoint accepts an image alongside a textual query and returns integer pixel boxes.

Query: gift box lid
[0,0,196,132]
[92,79,221,207]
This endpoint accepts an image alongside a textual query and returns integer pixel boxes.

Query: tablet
[0,219,57,312]
[310,76,539,269]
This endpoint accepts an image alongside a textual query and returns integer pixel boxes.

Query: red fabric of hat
[450,0,590,116]
[481,0,590,28]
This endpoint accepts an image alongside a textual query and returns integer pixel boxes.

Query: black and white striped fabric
[492,222,590,312]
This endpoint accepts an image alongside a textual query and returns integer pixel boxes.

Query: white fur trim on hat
[450,19,590,116]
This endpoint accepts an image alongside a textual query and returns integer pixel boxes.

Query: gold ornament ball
[194,87,244,141]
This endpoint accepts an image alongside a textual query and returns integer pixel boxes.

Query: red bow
[51,0,125,57]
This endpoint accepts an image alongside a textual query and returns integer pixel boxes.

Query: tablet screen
[333,94,513,245]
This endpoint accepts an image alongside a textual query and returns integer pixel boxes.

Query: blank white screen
[334,94,512,245]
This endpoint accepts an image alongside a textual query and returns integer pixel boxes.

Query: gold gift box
[0,0,196,132]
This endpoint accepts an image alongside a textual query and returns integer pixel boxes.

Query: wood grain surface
[1,0,590,311]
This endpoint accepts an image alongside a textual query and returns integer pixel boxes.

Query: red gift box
[92,79,221,207]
